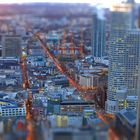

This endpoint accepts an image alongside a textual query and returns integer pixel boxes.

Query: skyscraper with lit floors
[136,54,140,140]
[106,3,140,113]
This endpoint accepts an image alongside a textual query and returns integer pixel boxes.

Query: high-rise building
[2,35,22,58]
[106,3,140,113]
[136,3,140,137]
[92,12,106,58]
[110,3,132,30]
[136,57,140,140]
[136,72,140,140]
[126,0,135,28]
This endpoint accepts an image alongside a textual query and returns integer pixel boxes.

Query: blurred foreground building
[116,109,136,139]
[0,98,26,117]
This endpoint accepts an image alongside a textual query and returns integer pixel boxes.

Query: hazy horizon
[0,0,138,7]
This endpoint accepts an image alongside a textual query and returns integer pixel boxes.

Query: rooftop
[118,109,136,127]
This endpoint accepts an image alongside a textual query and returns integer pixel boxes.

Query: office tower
[127,0,135,28]
[92,11,106,58]
[46,32,60,56]
[136,58,140,140]
[106,3,140,113]
[138,7,140,28]
[105,9,111,57]
[2,35,22,58]
[127,0,135,3]
[136,11,140,137]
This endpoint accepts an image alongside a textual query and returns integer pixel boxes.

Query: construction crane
[35,33,107,109]
[35,33,83,90]
[54,31,84,59]
[20,55,30,89]
[69,32,75,56]
[20,50,32,121]
[20,49,35,140]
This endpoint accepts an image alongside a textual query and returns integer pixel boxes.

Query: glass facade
[92,13,106,58]
[106,4,140,113]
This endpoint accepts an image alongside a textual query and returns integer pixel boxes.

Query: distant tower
[138,7,140,28]
[106,3,140,114]
[2,35,21,58]
[127,0,135,4]
[92,9,106,58]
[46,32,60,56]
[126,0,136,28]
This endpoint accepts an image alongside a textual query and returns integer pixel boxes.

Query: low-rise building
[0,99,26,117]
[60,100,95,114]
[77,66,108,89]
[0,106,26,117]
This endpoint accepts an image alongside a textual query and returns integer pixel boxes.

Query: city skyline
[0,1,139,140]
[0,0,138,6]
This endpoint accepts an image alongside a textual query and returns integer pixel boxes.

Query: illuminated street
[0,0,139,140]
